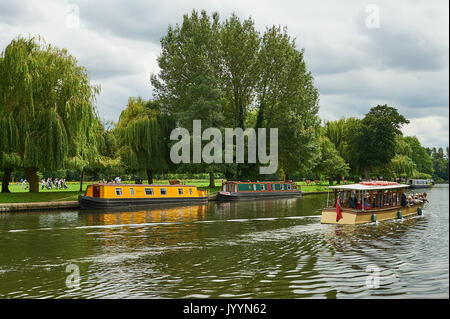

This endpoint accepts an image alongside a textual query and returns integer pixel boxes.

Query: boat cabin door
[93,186,101,197]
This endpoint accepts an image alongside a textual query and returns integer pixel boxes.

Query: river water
[0,185,448,299]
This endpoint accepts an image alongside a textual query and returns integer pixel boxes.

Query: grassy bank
[0,180,221,203]
[0,179,350,204]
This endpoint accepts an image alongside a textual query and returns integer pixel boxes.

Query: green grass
[0,179,353,204]
[0,179,222,204]
[297,181,355,193]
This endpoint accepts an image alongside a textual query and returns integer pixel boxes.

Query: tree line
[1,11,448,193]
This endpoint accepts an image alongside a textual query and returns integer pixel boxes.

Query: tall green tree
[404,136,433,176]
[0,36,100,192]
[255,26,320,179]
[151,11,321,181]
[345,105,409,179]
[323,118,350,158]
[314,136,350,185]
[150,10,225,186]
[220,13,260,129]
[116,97,175,183]
[430,146,449,181]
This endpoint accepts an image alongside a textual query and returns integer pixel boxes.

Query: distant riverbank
[0,180,350,206]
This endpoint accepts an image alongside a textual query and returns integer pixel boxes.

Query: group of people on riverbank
[41,178,68,190]
[98,176,122,184]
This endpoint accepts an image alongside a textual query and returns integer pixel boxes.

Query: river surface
[0,185,448,299]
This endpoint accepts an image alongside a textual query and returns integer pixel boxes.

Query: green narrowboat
[217,181,302,201]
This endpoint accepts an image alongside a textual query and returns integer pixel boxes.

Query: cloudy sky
[0,0,448,148]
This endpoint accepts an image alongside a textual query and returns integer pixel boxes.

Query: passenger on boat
[356,200,362,210]
[364,201,371,210]
[413,195,422,204]
[348,196,356,208]
[401,193,408,206]
[407,196,413,205]
[421,192,429,203]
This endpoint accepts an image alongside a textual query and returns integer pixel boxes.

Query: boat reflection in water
[81,204,208,247]
[84,204,208,226]
[323,214,425,252]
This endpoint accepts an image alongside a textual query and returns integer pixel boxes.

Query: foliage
[343,105,409,178]
[313,136,350,182]
[0,36,100,192]
[151,10,321,180]
[115,97,175,182]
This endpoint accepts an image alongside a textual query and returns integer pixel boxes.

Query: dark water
[0,185,448,299]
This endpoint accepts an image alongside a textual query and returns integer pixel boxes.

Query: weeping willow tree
[0,36,100,192]
[0,115,21,192]
[67,117,121,191]
[116,97,175,183]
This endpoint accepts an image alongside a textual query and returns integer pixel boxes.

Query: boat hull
[78,195,208,209]
[321,203,424,225]
[217,190,302,201]
[408,185,431,189]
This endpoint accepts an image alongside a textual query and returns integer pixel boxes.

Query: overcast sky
[1,0,448,149]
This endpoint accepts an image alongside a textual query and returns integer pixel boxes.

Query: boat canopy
[327,182,410,191]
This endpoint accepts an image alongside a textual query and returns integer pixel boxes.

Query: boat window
[287,184,291,190]
[160,188,167,196]
[115,188,122,196]
[178,188,183,195]
[145,188,153,196]
[130,188,134,196]
[281,184,284,190]
[261,184,265,191]
[189,188,193,195]
[253,184,256,191]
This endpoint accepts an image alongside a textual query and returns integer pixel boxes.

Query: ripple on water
[0,188,448,298]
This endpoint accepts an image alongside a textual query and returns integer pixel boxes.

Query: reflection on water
[85,205,208,226]
[0,187,448,298]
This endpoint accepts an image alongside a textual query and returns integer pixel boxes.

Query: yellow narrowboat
[78,183,208,209]
[321,181,427,225]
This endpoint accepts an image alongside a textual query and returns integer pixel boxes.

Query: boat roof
[327,182,410,191]
[224,181,295,184]
[91,183,198,188]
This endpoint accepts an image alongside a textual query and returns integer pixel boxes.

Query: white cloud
[402,116,449,149]
[0,0,448,147]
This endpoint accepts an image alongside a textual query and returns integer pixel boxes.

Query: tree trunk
[336,177,341,184]
[79,169,84,192]
[329,177,333,185]
[364,167,370,180]
[147,169,153,184]
[1,168,12,193]
[285,172,290,181]
[209,172,215,188]
[24,167,39,193]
